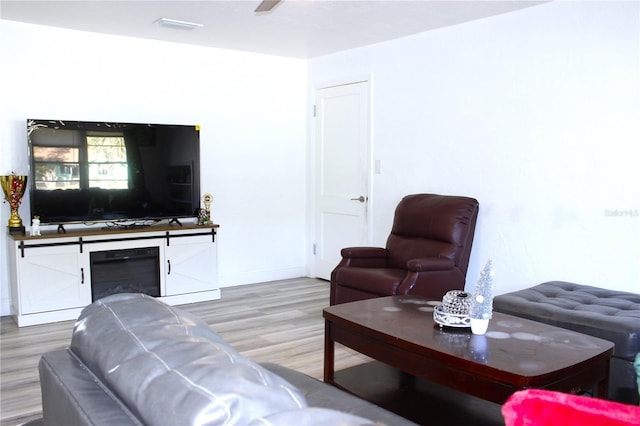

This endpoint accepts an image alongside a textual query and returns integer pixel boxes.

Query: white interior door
[314,81,370,280]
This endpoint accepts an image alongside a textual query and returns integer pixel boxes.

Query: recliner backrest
[386,194,479,271]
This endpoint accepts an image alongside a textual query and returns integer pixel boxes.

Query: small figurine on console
[31,216,41,236]
[198,193,213,225]
[197,208,209,226]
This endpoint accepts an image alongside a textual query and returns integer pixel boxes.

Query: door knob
[350,196,366,203]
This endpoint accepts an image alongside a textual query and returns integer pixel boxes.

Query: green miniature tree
[469,259,494,320]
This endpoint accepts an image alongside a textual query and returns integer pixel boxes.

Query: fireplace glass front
[90,246,161,302]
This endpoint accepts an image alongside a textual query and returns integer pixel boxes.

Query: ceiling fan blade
[255,0,281,13]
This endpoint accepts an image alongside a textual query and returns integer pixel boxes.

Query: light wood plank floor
[0,277,370,426]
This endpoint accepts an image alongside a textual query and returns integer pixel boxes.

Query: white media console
[7,223,220,327]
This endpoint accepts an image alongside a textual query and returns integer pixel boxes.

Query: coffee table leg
[592,357,610,399]
[324,320,335,383]
[594,376,609,399]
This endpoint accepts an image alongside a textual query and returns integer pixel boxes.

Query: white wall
[309,1,640,295]
[0,21,308,315]
[2,1,638,317]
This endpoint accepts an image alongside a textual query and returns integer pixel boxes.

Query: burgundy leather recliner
[330,194,479,305]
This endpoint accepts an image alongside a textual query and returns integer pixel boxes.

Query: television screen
[27,119,201,225]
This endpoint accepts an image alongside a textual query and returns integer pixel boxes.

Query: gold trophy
[1,173,28,235]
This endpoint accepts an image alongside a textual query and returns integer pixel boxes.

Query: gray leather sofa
[38,293,416,425]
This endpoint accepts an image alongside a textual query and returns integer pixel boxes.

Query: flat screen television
[27,119,201,226]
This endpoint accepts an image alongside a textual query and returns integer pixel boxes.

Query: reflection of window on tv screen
[27,119,201,225]
[34,133,128,190]
[33,145,81,189]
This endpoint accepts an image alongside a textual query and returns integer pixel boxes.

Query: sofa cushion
[249,407,380,426]
[335,267,406,295]
[260,362,418,425]
[70,293,308,425]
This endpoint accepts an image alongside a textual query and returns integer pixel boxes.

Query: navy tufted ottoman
[493,281,640,405]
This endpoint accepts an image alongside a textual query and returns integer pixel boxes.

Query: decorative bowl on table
[433,290,471,328]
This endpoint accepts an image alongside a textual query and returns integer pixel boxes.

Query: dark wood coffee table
[323,296,614,405]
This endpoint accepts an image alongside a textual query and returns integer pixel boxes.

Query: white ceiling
[0,0,546,59]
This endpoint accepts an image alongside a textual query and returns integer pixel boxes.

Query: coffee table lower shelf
[331,361,504,426]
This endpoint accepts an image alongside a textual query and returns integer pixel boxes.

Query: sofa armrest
[334,247,390,269]
[39,350,141,426]
[406,257,454,272]
[340,247,388,259]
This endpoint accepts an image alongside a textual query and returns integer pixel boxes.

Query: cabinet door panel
[165,236,217,295]
[17,246,90,314]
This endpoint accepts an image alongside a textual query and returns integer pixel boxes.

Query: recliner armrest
[406,257,454,272]
[340,247,388,259]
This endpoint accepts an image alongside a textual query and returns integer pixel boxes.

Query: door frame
[307,75,374,279]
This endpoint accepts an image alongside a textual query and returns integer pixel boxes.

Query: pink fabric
[502,389,640,426]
